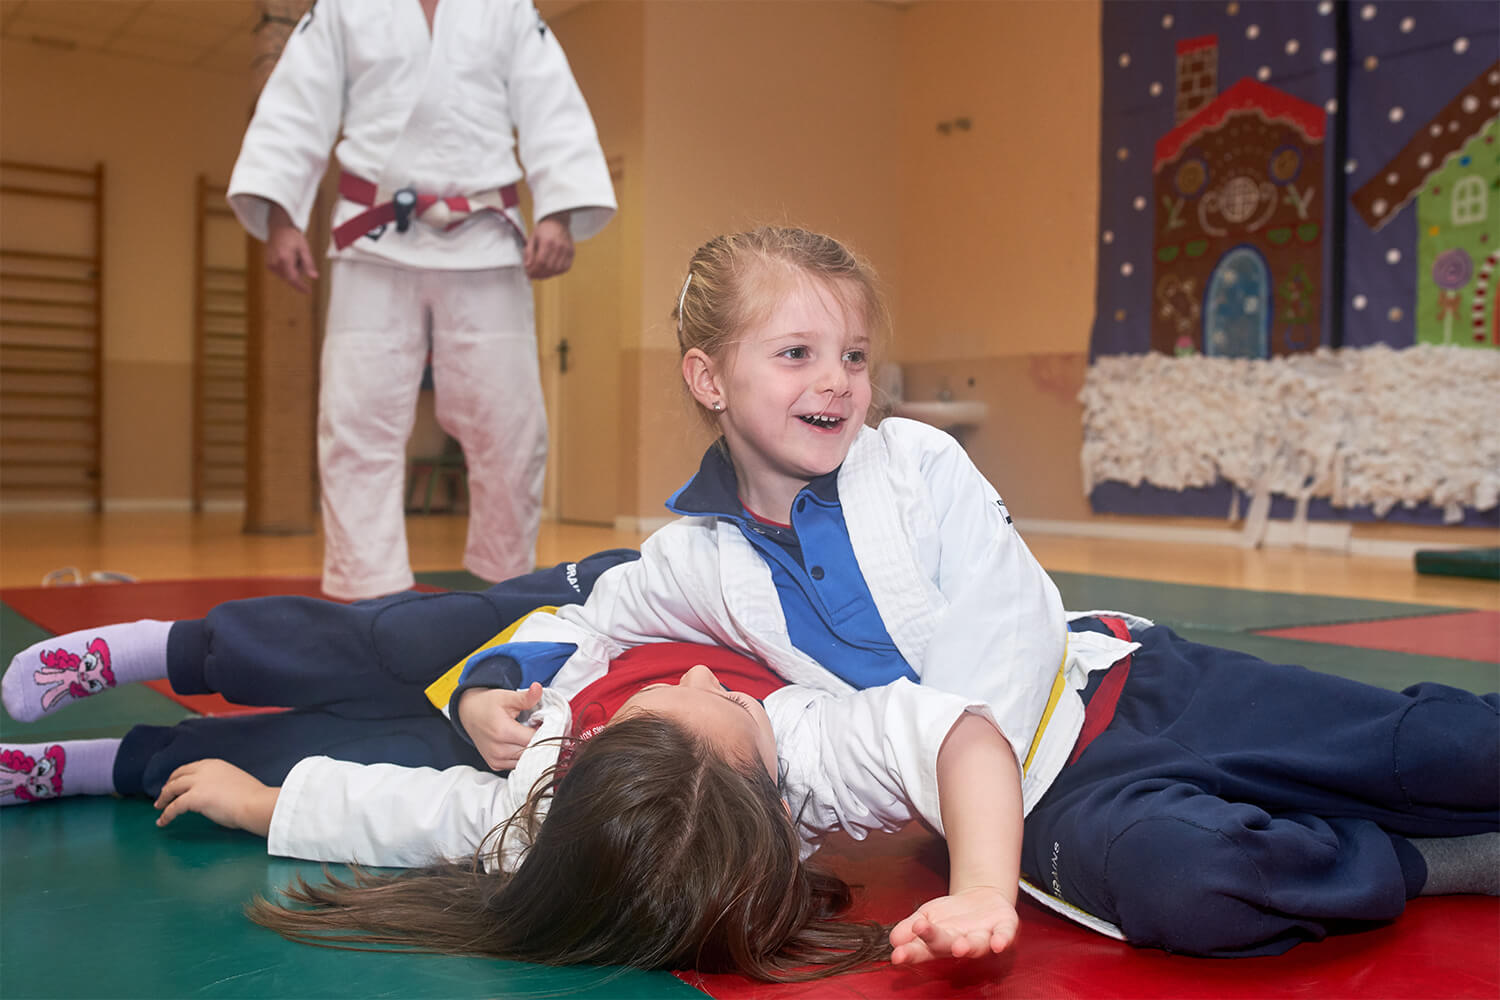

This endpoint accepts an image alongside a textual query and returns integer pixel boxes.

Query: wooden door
[540,160,624,526]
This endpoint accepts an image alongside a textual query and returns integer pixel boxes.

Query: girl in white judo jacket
[228,0,616,600]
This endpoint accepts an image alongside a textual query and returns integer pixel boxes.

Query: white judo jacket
[509,418,1138,814]
[227,0,615,270]
[269,680,1003,871]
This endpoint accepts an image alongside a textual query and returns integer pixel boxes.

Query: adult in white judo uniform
[228,0,616,600]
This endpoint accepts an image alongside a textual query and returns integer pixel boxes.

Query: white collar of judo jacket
[487,687,572,873]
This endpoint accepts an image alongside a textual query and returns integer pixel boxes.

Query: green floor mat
[2,599,52,649]
[1050,571,1461,633]
[1,799,694,1000]
[415,568,495,591]
[1416,547,1500,581]
[0,683,191,741]
[1172,628,1500,695]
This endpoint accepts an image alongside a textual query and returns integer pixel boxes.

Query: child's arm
[889,713,1022,964]
[767,681,1024,965]
[154,759,280,837]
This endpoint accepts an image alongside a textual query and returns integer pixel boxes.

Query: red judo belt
[1067,616,1134,766]
[332,172,521,250]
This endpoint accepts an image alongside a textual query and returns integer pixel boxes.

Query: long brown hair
[248,715,890,981]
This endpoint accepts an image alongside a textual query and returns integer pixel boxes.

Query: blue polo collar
[666,441,841,520]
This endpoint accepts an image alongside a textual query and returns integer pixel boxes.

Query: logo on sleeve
[996,498,1013,525]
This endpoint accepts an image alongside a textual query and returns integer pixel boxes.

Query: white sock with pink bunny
[0,738,120,805]
[3,620,172,722]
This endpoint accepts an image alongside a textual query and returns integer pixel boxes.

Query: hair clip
[676,271,693,333]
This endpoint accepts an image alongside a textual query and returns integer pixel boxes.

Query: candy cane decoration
[1474,250,1498,345]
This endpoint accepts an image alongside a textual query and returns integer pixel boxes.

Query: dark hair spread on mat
[246,715,890,981]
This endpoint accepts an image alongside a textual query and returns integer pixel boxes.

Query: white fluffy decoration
[1079,345,1500,527]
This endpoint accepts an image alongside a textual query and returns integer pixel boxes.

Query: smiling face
[683,272,873,522]
[611,664,779,781]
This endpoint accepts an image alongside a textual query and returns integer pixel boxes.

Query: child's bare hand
[154,759,278,837]
[889,886,1019,964]
[457,682,544,771]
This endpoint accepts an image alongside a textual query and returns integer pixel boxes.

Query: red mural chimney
[1175,35,1219,124]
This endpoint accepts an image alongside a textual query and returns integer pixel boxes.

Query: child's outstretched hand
[889,886,1019,965]
[457,682,545,771]
[154,759,279,837]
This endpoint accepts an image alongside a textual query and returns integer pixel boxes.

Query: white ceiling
[1,0,261,75]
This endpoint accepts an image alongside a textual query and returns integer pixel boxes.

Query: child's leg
[3,621,172,721]
[4,549,639,722]
[1409,832,1500,895]
[1023,624,1498,955]
[112,710,487,799]
[1026,778,1418,955]
[1101,625,1499,831]
[171,551,639,707]
[1,738,119,805]
[170,549,635,711]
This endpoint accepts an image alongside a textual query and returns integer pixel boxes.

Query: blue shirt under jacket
[665,443,916,690]
[453,442,917,718]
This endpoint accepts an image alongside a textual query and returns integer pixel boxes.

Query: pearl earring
[712,400,724,412]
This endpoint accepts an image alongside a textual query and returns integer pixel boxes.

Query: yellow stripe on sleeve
[1022,635,1070,774]
[424,606,559,713]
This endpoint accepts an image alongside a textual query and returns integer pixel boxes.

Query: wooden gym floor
[0,509,1494,610]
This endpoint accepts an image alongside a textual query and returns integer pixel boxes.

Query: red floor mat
[681,825,1500,999]
[1258,610,1500,662]
[2,578,334,717]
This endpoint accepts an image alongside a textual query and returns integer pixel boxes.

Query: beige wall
[2,1,1092,516]
[628,0,910,512]
[638,0,908,346]
[898,0,1100,361]
[893,0,1100,521]
[0,38,247,505]
[567,0,1101,521]
[4,1,1474,542]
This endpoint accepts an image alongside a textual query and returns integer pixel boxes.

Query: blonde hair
[673,227,891,430]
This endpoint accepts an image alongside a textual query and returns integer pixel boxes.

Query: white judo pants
[318,258,546,600]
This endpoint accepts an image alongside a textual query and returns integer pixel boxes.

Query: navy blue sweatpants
[113,550,639,797]
[1022,620,1500,957]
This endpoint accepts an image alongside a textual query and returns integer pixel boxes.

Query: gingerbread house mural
[1352,61,1500,349]
[1151,35,1326,359]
